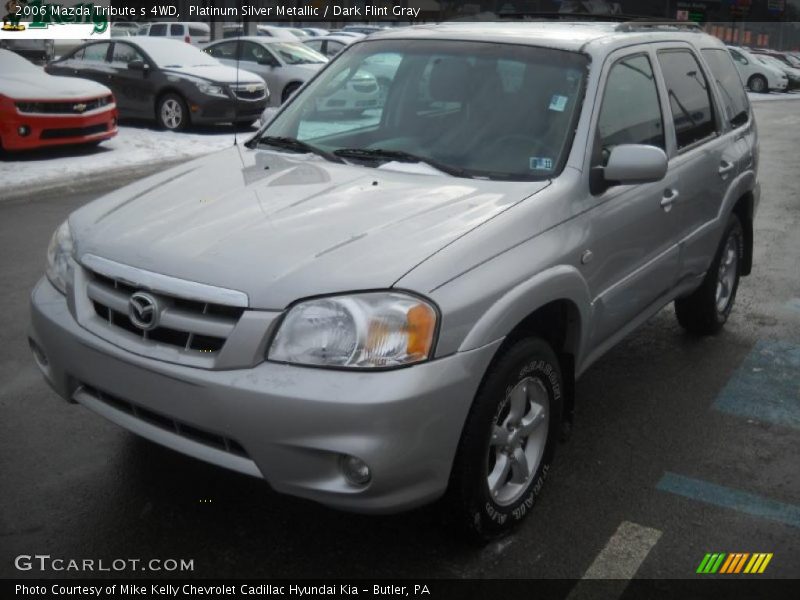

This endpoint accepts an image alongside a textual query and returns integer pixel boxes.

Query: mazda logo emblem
[128,292,160,331]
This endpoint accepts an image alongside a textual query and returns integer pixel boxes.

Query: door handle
[718,161,735,176]
[661,189,679,212]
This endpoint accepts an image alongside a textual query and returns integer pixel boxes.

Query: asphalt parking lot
[1,100,798,582]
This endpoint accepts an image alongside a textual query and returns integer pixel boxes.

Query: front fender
[458,264,592,360]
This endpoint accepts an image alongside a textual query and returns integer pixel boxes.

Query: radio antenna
[233,2,243,146]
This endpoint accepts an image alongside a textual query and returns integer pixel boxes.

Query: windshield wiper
[333,148,471,178]
[256,136,344,164]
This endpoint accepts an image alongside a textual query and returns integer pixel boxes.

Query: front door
[582,50,681,347]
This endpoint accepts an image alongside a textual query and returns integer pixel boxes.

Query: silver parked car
[30,22,759,540]
[204,37,327,106]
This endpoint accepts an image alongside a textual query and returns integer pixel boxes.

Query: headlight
[268,292,438,369]
[196,81,228,98]
[45,220,74,295]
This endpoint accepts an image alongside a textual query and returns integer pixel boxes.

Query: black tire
[445,337,563,542]
[281,82,302,104]
[156,93,189,131]
[748,74,768,94]
[675,213,744,335]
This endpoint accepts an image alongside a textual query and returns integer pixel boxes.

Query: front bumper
[188,94,268,125]
[29,277,499,513]
[0,106,117,151]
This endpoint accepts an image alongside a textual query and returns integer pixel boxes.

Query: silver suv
[29,21,759,539]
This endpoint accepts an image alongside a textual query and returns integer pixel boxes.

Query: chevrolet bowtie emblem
[73,103,88,113]
[246,85,258,93]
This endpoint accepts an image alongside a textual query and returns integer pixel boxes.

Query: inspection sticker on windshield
[530,157,553,171]
[549,95,569,112]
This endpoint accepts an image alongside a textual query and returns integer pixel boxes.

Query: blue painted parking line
[657,472,800,529]
[713,340,800,430]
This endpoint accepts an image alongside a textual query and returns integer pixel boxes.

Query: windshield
[258,39,588,181]
[142,42,220,68]
[269,41,327,65]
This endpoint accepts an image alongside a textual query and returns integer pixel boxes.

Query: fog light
[341,455,371,486]
[18,125,30,137]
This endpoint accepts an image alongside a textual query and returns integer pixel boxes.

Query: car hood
[71,147,549,309]
[162,65,265,85]
[1,72,111,100]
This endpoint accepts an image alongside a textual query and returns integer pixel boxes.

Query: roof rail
[615,21,704,32]
[492,12,644,22]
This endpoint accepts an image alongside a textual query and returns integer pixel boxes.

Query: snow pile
[1,125,247,195]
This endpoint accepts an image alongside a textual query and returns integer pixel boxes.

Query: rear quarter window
[701,48,750,127]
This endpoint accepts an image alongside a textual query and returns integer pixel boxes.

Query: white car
[145,22,210,46]
[753,53,800,90]
[727,46,787,93]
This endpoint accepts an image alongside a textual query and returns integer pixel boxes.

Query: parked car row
[727,45,788,93]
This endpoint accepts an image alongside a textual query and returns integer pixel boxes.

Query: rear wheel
[748,74,768,94]
[445,337,563,541]
[157,93,189,131]
[675,213,743,335]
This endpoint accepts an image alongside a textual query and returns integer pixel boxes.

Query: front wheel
[157,93,189,131]
[748,74,768,94]
[445,337,563,541]
[675,213,743,335]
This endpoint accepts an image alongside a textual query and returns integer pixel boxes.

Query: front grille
[87,270,244,355]
[17,95,113,114]
[231,84,267,101]
[40,123,109,140]
[83,385,249,457]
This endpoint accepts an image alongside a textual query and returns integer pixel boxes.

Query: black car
[45,38,268,130]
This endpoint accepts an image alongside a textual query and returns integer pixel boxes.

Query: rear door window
[149,24,167,36]
[701,48,749,128]
[658,49,718,150]
[170,24,184,37]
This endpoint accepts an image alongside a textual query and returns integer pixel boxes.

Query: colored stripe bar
[759,553,774,573]
[719,553,735,574]
[697,553,713,574]
[657,472,800,529]
[734,553,750,573]
[710,553,726,573]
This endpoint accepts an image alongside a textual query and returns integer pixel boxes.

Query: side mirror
[603,144,668,185]
[127,59,148,71]
[257,56,277,67]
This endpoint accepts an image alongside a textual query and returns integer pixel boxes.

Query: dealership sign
[1,0,110,38]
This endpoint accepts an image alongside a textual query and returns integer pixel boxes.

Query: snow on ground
[748,90,800,102]
[1,124,246,195]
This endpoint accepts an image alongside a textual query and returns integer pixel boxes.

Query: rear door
[654,45,739,280]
